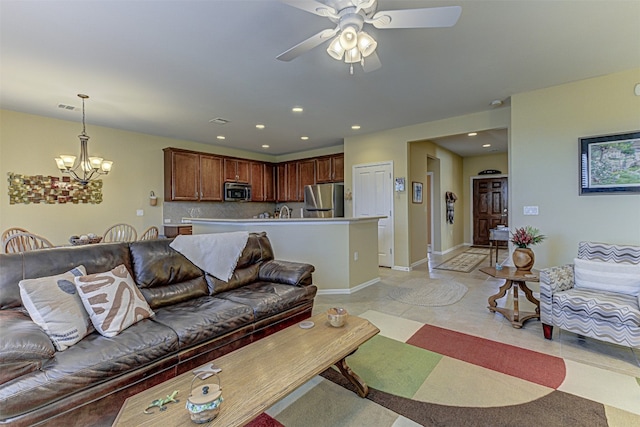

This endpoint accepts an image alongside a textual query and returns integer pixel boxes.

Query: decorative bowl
[327,307,348,327]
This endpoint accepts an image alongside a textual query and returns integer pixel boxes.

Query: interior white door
[353,162,393,267]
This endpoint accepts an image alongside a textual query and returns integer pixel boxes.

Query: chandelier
[326,24,377,75]
[55,94,113,185]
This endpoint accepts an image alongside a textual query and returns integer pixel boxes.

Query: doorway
[472,176,508,246]
[353,162,394,267]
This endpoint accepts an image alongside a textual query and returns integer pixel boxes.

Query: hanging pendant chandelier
[55,94,113,185]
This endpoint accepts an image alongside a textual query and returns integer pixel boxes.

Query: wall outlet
[164,219,171,224]
[523,206,539,215]
[354,251,358,261]
[136,209,144,217]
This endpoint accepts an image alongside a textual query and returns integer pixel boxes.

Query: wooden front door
[473,177,508,246]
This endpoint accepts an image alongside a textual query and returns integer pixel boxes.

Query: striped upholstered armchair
[540,241,640,348]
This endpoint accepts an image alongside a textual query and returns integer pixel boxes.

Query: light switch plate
[523,206,539,215]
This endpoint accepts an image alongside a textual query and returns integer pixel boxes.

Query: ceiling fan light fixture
[339,26,358,50]
[344,46,362,64]
[357,31,377,57]
[327,37,345,60]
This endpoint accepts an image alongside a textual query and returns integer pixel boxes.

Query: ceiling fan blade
[370,5,462,29]
[276,28,338,62]
[362,52,381,73]
[280,0,338,19]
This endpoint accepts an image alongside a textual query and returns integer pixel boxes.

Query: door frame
[469,174,509,246]
[352,161,394,268]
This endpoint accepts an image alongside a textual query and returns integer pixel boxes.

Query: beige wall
[462,153,509,243]
[510,68,640,268]
[0,110,330,246]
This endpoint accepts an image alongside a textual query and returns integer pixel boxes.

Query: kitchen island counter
[190,217,384,294]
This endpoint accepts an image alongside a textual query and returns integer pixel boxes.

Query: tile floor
[312,246,640,380]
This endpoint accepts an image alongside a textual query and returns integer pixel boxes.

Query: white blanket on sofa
[170,232,249,282]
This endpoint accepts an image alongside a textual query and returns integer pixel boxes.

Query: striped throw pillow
[574,258,640,296]
[74,265,154,338]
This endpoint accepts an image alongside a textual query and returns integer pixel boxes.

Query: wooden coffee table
[113,313,379,427]
[480,266,540,328]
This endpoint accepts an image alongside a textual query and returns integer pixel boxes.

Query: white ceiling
[1,1,639,157]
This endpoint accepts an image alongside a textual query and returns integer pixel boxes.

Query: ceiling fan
[276,0,462,74]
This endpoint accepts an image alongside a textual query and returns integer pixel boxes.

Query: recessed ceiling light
[261,144,269,148]
[351,125,361,130]
[483,144,491,148]
[256,124,265,129]
[216,135,225,140]
[468,132,477,137]
[300,136,309,140]
[292,106,303,113]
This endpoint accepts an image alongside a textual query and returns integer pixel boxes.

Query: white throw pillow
[574,258,640,296]
[19,266,92,351]
[74,264,154,338]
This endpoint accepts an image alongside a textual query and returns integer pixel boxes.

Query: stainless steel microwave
[224,182,251,201]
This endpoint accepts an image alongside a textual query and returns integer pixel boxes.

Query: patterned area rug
[388,278,468,306]
[434,249,488,272]
[266,311,640,427]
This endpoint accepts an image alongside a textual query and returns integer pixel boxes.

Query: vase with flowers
[510,226,545,271]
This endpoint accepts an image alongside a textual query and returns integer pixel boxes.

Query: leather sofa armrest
[258,260,315,287]
[540,264,575,295]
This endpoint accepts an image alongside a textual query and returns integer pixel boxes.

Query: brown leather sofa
[0,232,316,426]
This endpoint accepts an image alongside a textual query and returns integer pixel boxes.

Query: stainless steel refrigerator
[303,183,344,218]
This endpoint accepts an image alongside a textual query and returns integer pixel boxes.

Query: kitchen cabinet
[264,163,275,202]
[297,159,316,200]
[316,153,344,183]
[164,225,192,238]
[276,164,287,202]
[277,159,315,202]
[224,158,249,183]
[164,149,224,201]
[250,162,275,202]
[199,154,224,201]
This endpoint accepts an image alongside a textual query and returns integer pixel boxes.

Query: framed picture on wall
[412,181,423,203]
[579,131,640,195]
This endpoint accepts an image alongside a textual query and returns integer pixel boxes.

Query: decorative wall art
[445,191,458,224]
[579,131,640,195]
[412,182,423,203]
[7,173,103,204]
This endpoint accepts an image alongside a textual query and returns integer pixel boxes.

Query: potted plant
[510,226,545,271]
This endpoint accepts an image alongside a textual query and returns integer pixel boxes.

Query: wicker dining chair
[1,227,30,253]
[3,232,54,253]
[139,226,159,241]
[102,223,138,243]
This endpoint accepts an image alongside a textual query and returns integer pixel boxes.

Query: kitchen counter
[190,217,385,294]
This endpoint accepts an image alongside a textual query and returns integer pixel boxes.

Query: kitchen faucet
[279,205,290,219]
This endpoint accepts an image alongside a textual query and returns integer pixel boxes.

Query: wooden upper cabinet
[250,162,264,201]
[276,164,287,202]
[164,150,199,201]
[200,154,224,201]
[164,148,223,202]
[285,162,299,202]
[297,159,316,200]
[316,153,344,183]
[264,164,275,202]
[224,158,249,183]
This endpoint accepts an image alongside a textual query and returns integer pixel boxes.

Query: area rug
[434,250,487,272]
[268,311,640,426]
[388,278,468,306]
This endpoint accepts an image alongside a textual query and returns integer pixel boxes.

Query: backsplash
[163,201,304,223]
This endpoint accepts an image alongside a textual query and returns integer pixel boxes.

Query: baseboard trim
[392,265,411,272]
[411,258,428,268]
[316,277,381,295]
